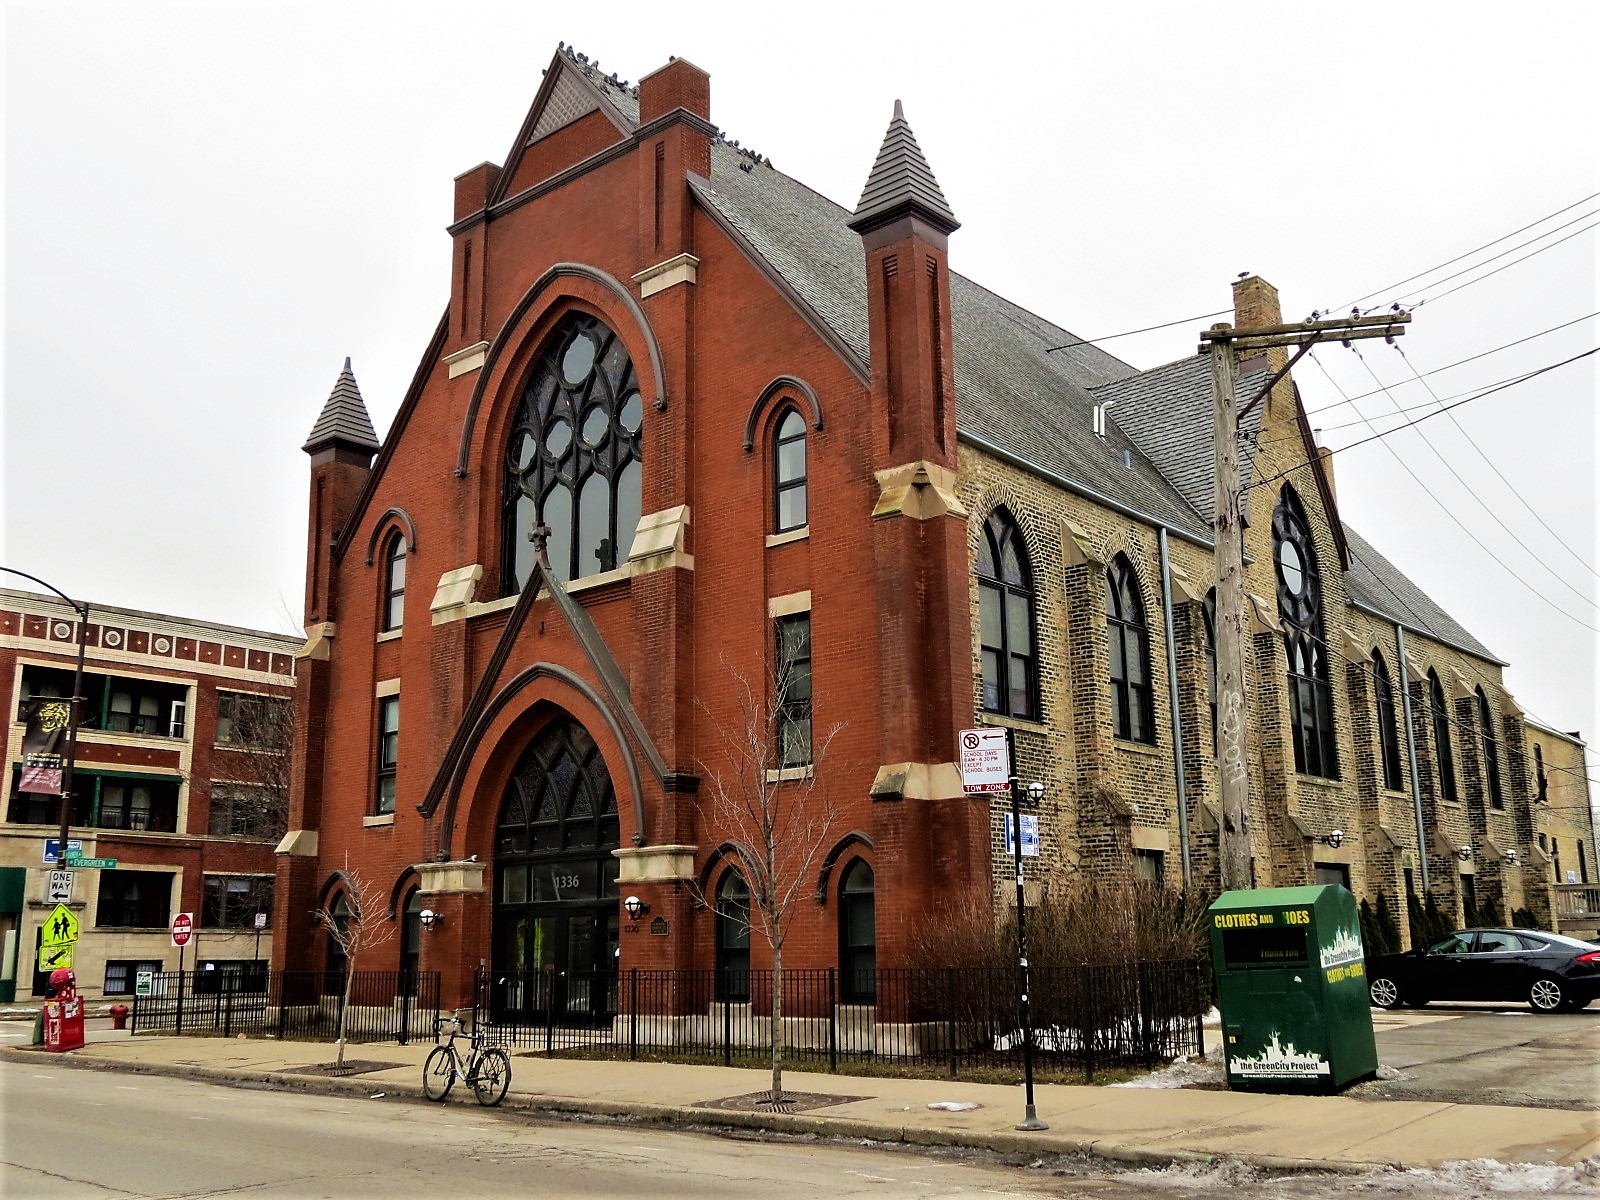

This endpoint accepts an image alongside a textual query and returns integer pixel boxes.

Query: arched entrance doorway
[491,718,620,1026]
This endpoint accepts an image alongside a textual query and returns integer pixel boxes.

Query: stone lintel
[418,859,487,894]
[614,844,698,884]
[444,340,491,378]
[1130,825,1169,852]
[871,461,967,521]
[275,829,319,857]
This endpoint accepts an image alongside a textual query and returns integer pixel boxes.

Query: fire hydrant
[42,968,85,1052]
[109,1004,130,1030]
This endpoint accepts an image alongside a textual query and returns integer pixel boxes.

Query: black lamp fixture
[1319,829,1345,849]
[623,895,650,921]
[418,908,443,930]
[1456,845,1474,862]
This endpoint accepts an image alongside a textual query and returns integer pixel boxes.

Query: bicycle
[422,1011,512,1106]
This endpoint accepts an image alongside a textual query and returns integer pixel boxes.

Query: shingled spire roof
[302,357,380,455]
[847,100,959,235]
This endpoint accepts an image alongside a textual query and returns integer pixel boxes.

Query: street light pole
[2,568,90,865]
[1008,728,1047,1131]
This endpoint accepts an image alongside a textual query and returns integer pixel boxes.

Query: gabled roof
[302,357,379,455]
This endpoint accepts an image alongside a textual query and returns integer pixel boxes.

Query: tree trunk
[336,951,353,1070]
[770,938,784,1104]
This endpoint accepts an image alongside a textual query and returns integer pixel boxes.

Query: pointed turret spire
[847,100,959,235]
[302,357,380,456]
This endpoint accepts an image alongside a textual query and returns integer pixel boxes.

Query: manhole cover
[695,1090,869,1114]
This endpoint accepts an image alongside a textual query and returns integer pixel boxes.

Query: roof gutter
[957,430,1215,550]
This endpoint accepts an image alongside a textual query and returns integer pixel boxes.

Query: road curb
[1,1046,1386,1176]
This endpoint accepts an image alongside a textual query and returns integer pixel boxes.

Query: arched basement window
[838,859,876,1003]
[715,870,751,1003]
[502,314,643,592]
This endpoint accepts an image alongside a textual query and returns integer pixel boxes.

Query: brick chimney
[638,56,709,124]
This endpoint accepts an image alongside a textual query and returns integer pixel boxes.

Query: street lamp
[1008,755,1048,1132]
[2,567,89,868]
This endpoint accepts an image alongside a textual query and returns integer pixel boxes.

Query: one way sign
[47,870,74,903]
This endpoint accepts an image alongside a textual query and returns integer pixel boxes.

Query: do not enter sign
[170,912,194,947]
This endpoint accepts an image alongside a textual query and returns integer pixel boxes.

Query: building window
[773,408,808,533]
[1429,670,1457,804]
[1460,872,1476,916]
[95,870,173,928]
[775,613,813,768]
[202,875,274,929]
[1373,651,1404,792]
[1314,863,1351,889]
[1105,554,1154,744]
[976,508,1036,719]
[838,859,876,1003]
[209,784,283,841]
[382,535,407,632]
[1203,589,1218,753]
[1476,687,1503,809]
[1533,743,1548,803]
[216,692,290,747]
[1580,841,1590,885]
[400,887,422,996]
[1133,849,1164,883]
[501,312,643,592]
[375,696,399,814]
[1273,486,1337,778]
[98,778,179,833]
[104,678,188,737]
[715,870,751,1002]
[104,959,164,996]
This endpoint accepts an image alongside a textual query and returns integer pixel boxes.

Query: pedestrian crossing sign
[42,903,79,949]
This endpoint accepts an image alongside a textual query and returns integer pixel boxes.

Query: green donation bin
[1208,885,1378,1092]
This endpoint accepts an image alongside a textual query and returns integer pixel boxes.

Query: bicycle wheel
[471,1048,511,1107]
[422,1045,456,1101]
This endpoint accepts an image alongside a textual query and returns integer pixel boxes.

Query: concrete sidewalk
[6,1023,1597,1174]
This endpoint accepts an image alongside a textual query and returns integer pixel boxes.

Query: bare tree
[211,691,294,844]
[695,646,844,1105]
[318,859,398,1071]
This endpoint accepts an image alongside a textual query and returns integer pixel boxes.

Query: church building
[276,44,1589,1015]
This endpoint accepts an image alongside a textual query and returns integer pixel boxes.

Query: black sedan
[1367,927,1600,1013]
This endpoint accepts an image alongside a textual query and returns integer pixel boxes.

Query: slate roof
[303,357,380,454]
[1342,524,1500,662]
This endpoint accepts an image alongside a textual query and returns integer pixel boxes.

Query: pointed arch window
[1273,486,1337,778]
[714,870,751,1002]
[838,860,876,1003]
[1105,554,1154,744]
[1373,651,1404,792]
[502,313,643,593]
[382,535,407,632]
[1476,687,1503,809]
[977,509,1036,719]
[773,409,808,533]
[1534,743,1548,803]
[1429,670,1457,804]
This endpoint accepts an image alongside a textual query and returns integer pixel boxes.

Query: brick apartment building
[0,588,296,1001]
[277,44,1596,1017]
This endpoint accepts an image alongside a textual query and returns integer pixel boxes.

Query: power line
[1406,219,1600,308]
[1045,308,1231,354]
[1335,192,1600,311]
[1301,311,1599,418]
[1392,343,1599,581]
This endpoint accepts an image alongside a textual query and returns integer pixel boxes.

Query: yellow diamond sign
[41,903,79,949]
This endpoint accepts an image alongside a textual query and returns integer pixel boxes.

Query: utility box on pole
[1208,885,1377,1093]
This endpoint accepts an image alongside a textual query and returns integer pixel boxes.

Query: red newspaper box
[43,968,85,1052]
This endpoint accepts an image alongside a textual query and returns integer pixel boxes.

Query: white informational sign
[170,912,194,948]
[47,870,75,903]
[135,971,156,997]
[958,727,1012,794]
[253,912,268,930]
[1003,812,1041,858]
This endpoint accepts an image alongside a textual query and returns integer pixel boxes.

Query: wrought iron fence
[132,969,439,1044]
[475,959,1204,1080]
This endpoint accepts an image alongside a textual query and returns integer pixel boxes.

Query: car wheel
[1369,976,1404,1009]
[1528,976,1566,1013]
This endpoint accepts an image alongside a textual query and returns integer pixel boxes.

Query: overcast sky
[4,3,1596,794]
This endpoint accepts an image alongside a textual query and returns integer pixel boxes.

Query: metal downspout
[1159,530,1192,884]
[1396,623,1430,895]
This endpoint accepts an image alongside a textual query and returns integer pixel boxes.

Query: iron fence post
[1138,960,1153,1067]
[630,969,638,1061]
[827,967,838,1073]
[1080,962,1094,1083]
[175,968,186,1037]
[947,968,957,1079]
[722,984,732,1067]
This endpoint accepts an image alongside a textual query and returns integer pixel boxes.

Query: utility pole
[1201,310,1411,891]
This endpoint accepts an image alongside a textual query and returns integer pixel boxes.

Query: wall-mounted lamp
[1455,845,1474,862]
[1503,848,1519,864]
[623,896,650,921]
[418,908,443,930]
[1026,780,1046,806]
[1319,829,1345,849]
